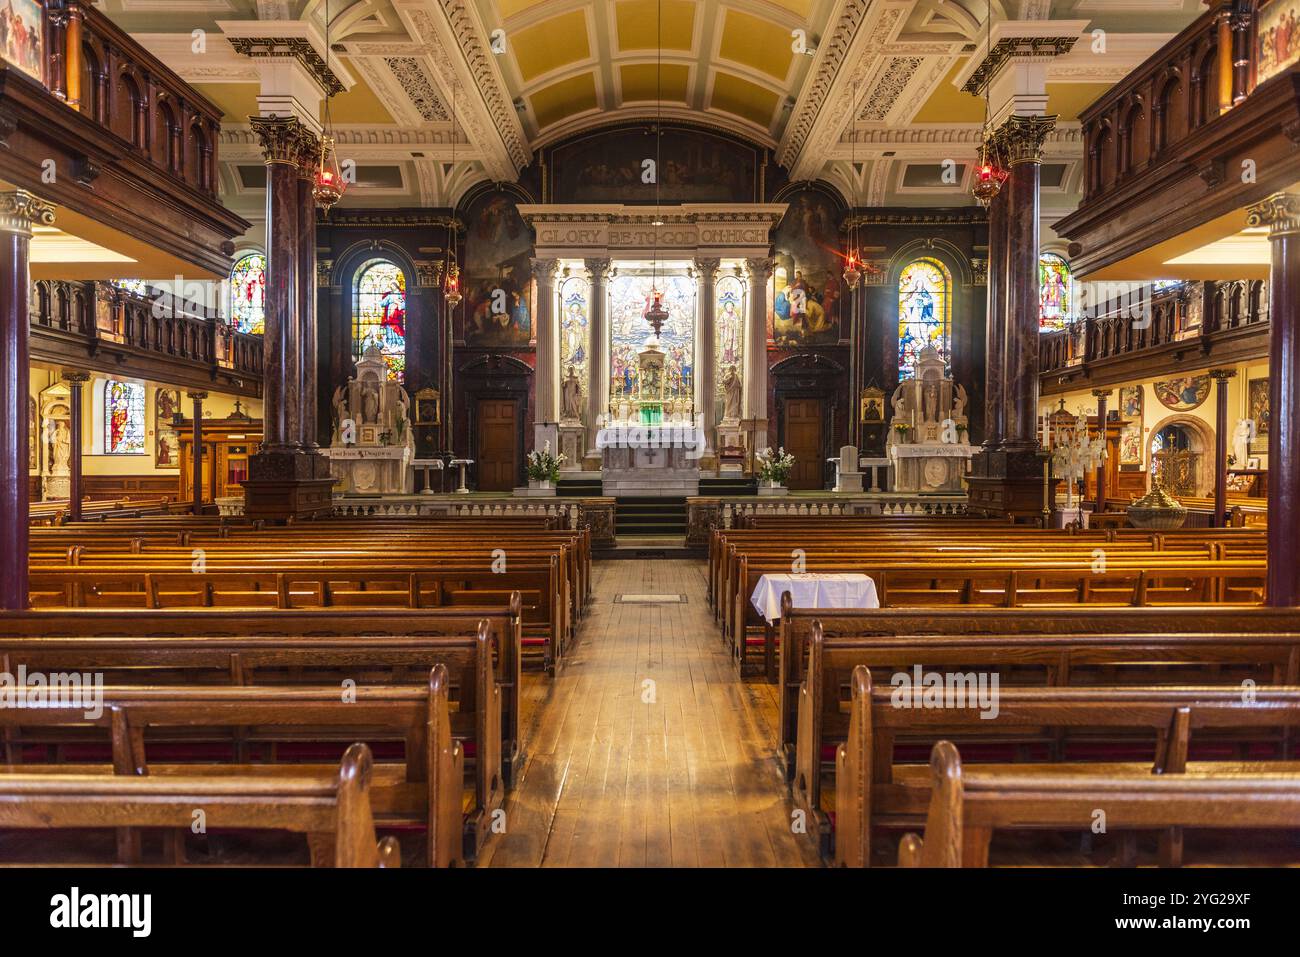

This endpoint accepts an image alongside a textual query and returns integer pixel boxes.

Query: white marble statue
[52,421,71,473]
[722,365,742,422]
[890,382,908,421]
[1232,418,1255,468]
[953,383,968,419]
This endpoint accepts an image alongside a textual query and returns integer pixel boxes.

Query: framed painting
[1152,375,1210,411]
[154,389,180,469]
[1120,425,1142,466]
[1259,0,1300,85]
[0,0,45,83]
[1119,385,1142,419]
[1248,377,1270,436]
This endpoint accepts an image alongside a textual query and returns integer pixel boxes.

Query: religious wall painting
[0,0,44,82]
[1038,253,1071,332]
[463,191,534,347]
[1152,374,1211,412]
[608,273,695,411]
[715,274,745,422]
[545,126,759,204]
[559,275,590,385]
[897,258,952,379]
[1120,425,1143,467]
[154,388,180,469]
[353,259,407,382]
[770,189,844,347]
[1259,0,1300,84]
[1119,385,1143,419]
[1248,377,1270,436]
[28,395,36,470]
[229,252,266,335]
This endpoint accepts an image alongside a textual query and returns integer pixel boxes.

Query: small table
[749,573,880,681]
[449,459,474,494]
[412,458,444,495]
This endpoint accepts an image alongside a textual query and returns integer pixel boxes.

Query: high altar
[324,344,414,494]
[887,346,977,493]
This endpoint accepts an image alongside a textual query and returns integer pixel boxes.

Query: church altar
[597,420,703,496]
[887,346,976,493]
[323,344,415,494]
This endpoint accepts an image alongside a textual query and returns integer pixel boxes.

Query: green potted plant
[756,447,795,496]
[524,441,565,494]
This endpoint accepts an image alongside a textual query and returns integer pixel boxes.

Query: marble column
[296,132,320,449]
[999,115,1054,454]
[249,115,302,454]
[0,190,54,610]
[1250,193,1300,604]
[62,371,90,522]
[1210,369,1235,527]
[1091,389,1110,514]
[584,257,610,458]
[694,257,720,455]
[743,257,773,461]
[982,184,1008,450]
[188,391,206,514]
[532,257,558,448]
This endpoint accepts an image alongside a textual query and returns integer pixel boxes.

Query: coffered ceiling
[111,0,1206,235]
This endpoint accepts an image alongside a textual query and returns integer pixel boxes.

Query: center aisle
[479,558,821,867]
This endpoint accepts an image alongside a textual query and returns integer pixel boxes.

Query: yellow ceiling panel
[193,82,260,123]
[329,62,393,124]
[709,71,779,128]
[619,63,690,103]
[718,9,794,81]
[497,0,551,17]
[1046,83,1113,120]
[766,0,812,13]
[530,72,599,128]
[614,0,696,51]
[910,59,980,124]
[513,10,591,83]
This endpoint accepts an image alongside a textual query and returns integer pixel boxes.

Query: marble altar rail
[685,494,970,545]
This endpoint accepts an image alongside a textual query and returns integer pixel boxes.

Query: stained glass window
[113,279,149,297]
[104,379,146,454]
[559,275,590,384]
[1039,252,1071,331]
[229,252,266,335]
[898,258,950,379]
[609,273,696,409]
[353,259,407,382]
[715,274,744,408]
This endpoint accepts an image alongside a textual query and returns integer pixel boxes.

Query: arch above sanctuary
[517,204,788,260]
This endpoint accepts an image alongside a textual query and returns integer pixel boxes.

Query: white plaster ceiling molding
[392,0,530,181]
[131,32,262,82]
[1046,32,1175,82]
[778,0,904,180]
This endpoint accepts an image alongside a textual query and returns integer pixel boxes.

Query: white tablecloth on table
[749,573,879,624]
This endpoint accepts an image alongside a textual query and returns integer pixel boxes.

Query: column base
[242,449,335,522]
[965,449,1060,523]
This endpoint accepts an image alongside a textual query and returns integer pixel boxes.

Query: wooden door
[477,399,519,491]
[783,399,823,490]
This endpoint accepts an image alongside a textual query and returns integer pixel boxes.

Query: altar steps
[699,476,757,496]
[557,477,604,497]
[615,496,687,536]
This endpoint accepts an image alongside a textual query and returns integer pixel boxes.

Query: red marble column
[188,391,206,514]
[63,370,90,522]
[0,191,54,610]
[1092,389,1110,514]
[296,138,319,449]
[1000,115,1055,454]
[1248,193,1300,605]
[982,184,1007,450]
[1210,368,1235,527]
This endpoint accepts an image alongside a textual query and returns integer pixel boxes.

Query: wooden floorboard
[479,558,821,868]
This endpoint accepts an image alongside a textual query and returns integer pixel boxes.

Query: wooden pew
[899,741,1300,868]
[0,743,398,867]
[0,626,504,862]
[0,603,527,788]
[834,668,1300,866]
[776,604,1300,777]
[0,667,464,866]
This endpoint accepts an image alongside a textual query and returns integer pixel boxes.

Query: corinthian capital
[583,258,612,283]
[531,257,558,286]
[250,115,307,166]
[744,257,774,281]
[693,257,721,283]
[1246,192,1300,237]
[0,190,55,235]
[995,114,1058,166]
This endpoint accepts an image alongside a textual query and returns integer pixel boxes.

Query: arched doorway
[1147,414,1214,496]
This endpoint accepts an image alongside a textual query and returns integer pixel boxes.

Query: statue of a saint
[890,382,908,421]
[562,365,583,422]
[1232,419,1254,469]
[722,365,742,422]
[923,382,939,423]
[362,382,379,424]
[52,421,71,474]
[953,383,968,419]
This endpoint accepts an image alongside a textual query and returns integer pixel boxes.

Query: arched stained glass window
[104,379,146,454]
[1039,252,1072,331]
[898,258,951,379]
[559,275,590,384]
[353,259,407,382]
[229,252,266,335]
[112,279,149,297]
[715,274,745,416]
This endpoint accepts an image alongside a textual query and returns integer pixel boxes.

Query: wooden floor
[479,558,821,867]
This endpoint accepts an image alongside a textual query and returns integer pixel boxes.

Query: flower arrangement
[526,441,565,483]
[756,446,795,486]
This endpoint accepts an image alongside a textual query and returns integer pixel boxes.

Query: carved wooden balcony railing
[41,0,221,200]
[30,281,262,397]
[1040,279,1269,387]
